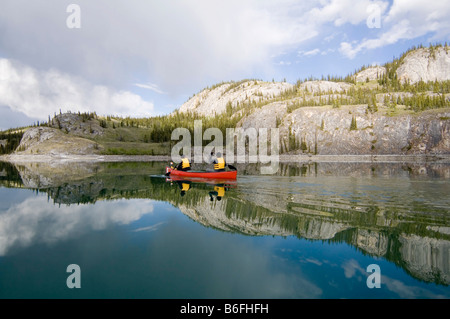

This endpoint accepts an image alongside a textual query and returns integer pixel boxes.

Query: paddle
[165,162,175,176]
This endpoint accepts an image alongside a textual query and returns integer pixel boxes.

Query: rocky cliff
[177,46,450,116]
[352,47,450,84]
[178,80,294,116]
[178,46,450,156]
[6,46,450,157]
[14,126,102,156]
[241,104,450,155]
[397,47,450,84]
[354,66,386,83]
[9,112,105,156]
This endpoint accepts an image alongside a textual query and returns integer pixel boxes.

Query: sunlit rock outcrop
[240,104,450,155]
[178,197,291,236]
[397,47,450,84]
[399,234,450,285]
[178,80,294,116]
[354,66,386,83]
[299,80,353,93]
[297,218,350,240]
[354,229,389,256]
[15,126,101,156]
[13,160,101,189]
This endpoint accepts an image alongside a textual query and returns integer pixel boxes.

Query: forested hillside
[1,43,449,156]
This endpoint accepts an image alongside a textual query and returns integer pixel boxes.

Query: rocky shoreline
[1,153,450,164]
[280,154,450,163]
[0,154,171,163]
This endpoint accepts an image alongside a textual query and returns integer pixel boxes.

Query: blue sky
[0,0,449,130]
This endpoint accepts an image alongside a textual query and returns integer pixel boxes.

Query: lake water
[0,160,449,299]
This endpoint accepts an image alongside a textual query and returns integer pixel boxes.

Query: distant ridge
[1,44,449,158]
[178,45,450,117]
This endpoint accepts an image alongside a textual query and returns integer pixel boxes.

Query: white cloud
[342,259,364,279]
[0,195,155,256]
[304,48,321,56]
[0,58,154,120]
[381,275,445,298]
[0,0,448,124]
[0,0,320,95]
[341,258,447,298]
[340,19,421,58]
[307,0,389,26]
[275,60,292,66]
[134,83,167,95]
[339,41,361,59]
[339,0,450,59]
[298,48,326,58]
[132,222,166,233]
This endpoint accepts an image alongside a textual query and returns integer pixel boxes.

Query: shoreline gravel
[1,153,450,164]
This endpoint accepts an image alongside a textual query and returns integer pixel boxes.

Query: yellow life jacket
[214,186,225,197]
[214,157,225,170]
[181,158,190,169]
[181,183,190,191]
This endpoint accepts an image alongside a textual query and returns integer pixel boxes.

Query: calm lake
[0,160,449,299]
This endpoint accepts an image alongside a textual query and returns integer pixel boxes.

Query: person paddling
[175,154,191,171]
[213,152,226,172]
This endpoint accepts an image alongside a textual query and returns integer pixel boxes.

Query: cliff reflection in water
[1,160,449,286]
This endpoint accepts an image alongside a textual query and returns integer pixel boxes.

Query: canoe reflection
[165,175,237,200]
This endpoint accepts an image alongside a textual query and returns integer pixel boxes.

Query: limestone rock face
[297,218,350,240]
[177,197,291,236]
[49,112,104,136]
[396,47,450,84]
[399,234,450,285]
[14,160,102,189]
[15,127,101,155]
[16,127,61,152]
[239,101,287,130]
[178,80,294,116]
[355,229,389,256]
[238,104,450,155]
[299,80,353,93]
[354,66,386,83]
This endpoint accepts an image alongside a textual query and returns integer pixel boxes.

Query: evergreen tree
[350,116,357,131]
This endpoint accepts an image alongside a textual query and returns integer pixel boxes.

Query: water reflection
[0,194,154,256]
[0,160,449,288]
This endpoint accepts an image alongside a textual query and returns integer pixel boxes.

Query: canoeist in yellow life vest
[209,185,226,201]
[178,181,191,197]
[175,155,191,171]
[212,152,226,171]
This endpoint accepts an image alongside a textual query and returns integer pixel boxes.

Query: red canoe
[165,167,237,179]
